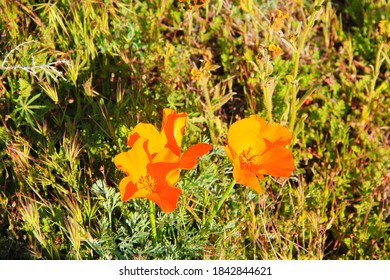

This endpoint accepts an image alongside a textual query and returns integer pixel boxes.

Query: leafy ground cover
[0,0,389,259]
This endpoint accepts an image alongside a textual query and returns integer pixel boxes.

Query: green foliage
[0,0,389,260]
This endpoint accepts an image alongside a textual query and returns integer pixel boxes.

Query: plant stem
[202,80,217,145]
[204,180,236,226]
[288,9,321,134]
[264,86,273,122]
[149,200,157,245]
[187,9,193,46]
[263,55,273,123]
[362,43,385,124]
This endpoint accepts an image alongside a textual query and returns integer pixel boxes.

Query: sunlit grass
[0,0,389,260]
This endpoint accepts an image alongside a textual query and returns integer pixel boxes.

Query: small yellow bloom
[378,20,386,35]
[270,10,288,32]
[377,20,390,45]
[191,61,220,81]
[190,67,201,81]
[268,44,282,58]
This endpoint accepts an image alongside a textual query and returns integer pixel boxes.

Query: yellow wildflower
[190,67,201,81]
[378,20,386,35]
[268,44,282,58]
[190,60,220,81]
[270,10,288,32]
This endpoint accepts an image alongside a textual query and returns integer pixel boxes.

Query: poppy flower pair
[115,109,294,212]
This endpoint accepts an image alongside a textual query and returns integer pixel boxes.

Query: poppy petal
[180,143,212,169]
[152,147,180,164]
[166,169,181,187]
[148,162,180,186]
[162,109,187,155]
[249,114,268,126]
[258,145,294,177]
[262,123,292,146]
[127,123,159,146]
[114,151,133,175]
[118,176,137,201]
[115,138,150,180]
[147,186,182,212]
[248,115,292,145]
[227,117,264,154]
[233,164,264,194]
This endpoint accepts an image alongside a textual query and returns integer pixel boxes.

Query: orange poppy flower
[126,108,211,185]
[114,109,212,212]
[224,115,294,194]
[127,108,187,157]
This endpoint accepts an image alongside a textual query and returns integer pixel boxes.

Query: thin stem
[263,56,273,122]
[362,43,385,123]
[202,80,217,145]
[264,86,273,122]
[149,200,157,245]
[288,10,321,134]
[1,40,36,67]
[293,9,320,79]
[259,206,278,260]
[204,180,236,226]
[369,43,384,101]
[187,9,193,46]
[288,83,298,132]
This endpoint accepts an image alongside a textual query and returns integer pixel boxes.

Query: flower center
[137,174,157,194]
[239,147,261,171]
